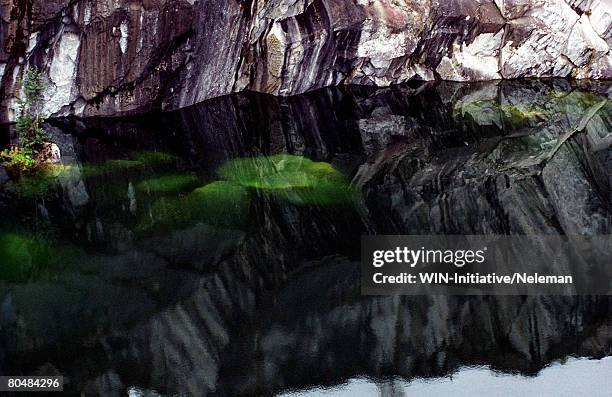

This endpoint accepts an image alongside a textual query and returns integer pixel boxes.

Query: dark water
[0,80,611,396]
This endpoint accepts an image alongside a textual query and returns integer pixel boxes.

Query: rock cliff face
[1,0,611,121]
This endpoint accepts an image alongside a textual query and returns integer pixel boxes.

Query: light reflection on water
[279,357,612,397]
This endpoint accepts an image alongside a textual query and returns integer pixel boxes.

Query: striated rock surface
[0,80,611,394]
[0,0,611,121]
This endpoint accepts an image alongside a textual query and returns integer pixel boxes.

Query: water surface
[0,80,611,396]
[279,357,612,397]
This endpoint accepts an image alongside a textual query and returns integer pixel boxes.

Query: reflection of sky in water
[279,357,612,397]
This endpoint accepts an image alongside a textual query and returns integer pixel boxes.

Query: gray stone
[39,142,62,164]
[0,0,611,121]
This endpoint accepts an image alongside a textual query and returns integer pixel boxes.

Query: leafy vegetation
[1,67,48,177]
[0,147,37,176]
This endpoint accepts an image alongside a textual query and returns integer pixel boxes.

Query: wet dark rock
[0,165,8,186]
[81,371,124,397]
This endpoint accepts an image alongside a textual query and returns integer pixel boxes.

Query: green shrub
[0,147,37,176]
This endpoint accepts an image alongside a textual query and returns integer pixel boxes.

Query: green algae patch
[16,160,141,197]
[189,181,248,206]
[0,233,53,281]
[499,104,547,128]
[216,154,354,206]
[130,151,179,165]
[217,154,313,188]
[16,164,76,196]
[547,91,608,108]
[455,99,501,126]
[187,181,249,223]
[305,161,339,176]
[15,163,111,197]
[83,158,144,178]
[104,159,143,170]
[457,100,547,128]
[549,91,610,124]
[144,197,186,228]
[14,155,168,198]
[136,174,199,194]
[17,172,60,197]
[138,181,249,233]
[0,231,82,281]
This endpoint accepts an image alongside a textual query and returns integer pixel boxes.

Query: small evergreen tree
[16,67,47,152]
[0,67,48,176]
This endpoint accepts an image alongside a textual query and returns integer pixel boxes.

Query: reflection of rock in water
[1,80,611,395]
[216,263,612,395]
[356,81,612,236]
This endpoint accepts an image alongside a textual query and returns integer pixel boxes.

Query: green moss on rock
[0,233,55,281]
[130,151,179,165]
[139,181,249,232]
[216,154,354,206]
[136,174,199,194]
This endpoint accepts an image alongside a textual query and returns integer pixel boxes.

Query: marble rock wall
[0,0,610,121]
